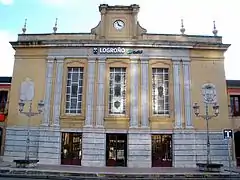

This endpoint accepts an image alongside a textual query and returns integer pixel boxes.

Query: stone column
[173,60,182,128]
[140,58,149,127]
[130,58,139,128]
[85,58,96,127]
[42,57,54,126]
[52,57,64,127]
[182,59,193,128]
[96,57,106,127]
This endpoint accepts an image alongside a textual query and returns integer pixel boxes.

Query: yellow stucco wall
[7,48,47,127]
[190,50,230,130]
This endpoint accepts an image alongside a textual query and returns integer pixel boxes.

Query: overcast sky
[0,0,238,79]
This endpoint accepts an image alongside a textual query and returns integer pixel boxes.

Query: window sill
[60,115,85,121]
[149,115,172,121]
[104,116,130,121]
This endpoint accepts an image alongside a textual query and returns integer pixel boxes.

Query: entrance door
[106,133,127,167]
[235,131,240,166]
[152,134,172,167]
[61,132,82,165]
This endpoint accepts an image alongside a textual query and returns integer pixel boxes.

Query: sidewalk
[0,161,239,179]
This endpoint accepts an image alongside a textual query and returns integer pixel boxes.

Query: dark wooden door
[106,133,127,167]
[234,131,240,166]
[152,134,172,167]
[61,132,82,166]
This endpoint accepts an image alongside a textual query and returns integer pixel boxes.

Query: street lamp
[193,84,219,165]
[18,99,44,161]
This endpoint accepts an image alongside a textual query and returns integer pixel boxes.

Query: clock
[113,20,125,30]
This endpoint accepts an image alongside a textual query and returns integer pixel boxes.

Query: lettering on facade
[93,47,143,55]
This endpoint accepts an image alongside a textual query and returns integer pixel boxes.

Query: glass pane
[115,74,121,82]
[72,73,79,82]
[78,95,82,101]
[71,84,78,97]
[67,73,71,79]
[70,109,76,113]
[78,87,82,94]
[114,85,121,96]
[80,72,84,79]
[67,80,71,86]
[79,80,83,86]
[66,95,70,101]
[72,67,79,72]
[71,99,77,108]
[67,87,71,94]
[65,102,70,109]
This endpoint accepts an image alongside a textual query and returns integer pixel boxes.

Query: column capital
[140,57,149,63]
[97,57,106,63]
[88,57,96,63]
[130,57,139,63]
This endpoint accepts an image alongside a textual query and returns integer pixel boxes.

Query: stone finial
[212,20,218,36]
[22,18,27,34]
[180,19,185,35]
[53,18,58,34]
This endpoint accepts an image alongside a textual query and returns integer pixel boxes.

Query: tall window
[109,67,126,115]
[152,68,169,115]
[230,95,240,116]
[65,67,84,114]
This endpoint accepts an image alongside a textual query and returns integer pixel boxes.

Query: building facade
[227,80,240,167]
[3,4,231,167]
[0,77,11,156]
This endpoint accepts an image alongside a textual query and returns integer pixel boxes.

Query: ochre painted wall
[190,50,230,130]
[7,48,47,127]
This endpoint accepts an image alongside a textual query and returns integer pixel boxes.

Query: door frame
[151,134,172,167]
[106,133,127,167]
[61,132,82,166]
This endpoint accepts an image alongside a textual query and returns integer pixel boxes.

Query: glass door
[106,133,127,167]
[61,132,82,165]
[152,134,172,167]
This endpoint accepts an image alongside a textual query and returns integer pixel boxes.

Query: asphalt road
[0,178,47,180]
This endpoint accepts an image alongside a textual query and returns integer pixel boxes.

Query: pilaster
[42,57,54,126]
[172,59,182,128]
[85,58,96,127]
[140,57,149,127]
[130,58,139,128]
[182,59,193,128]
[96,57,106,127]
[52,56,64,127]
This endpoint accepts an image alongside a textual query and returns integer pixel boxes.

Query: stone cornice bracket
[22,18,27,34]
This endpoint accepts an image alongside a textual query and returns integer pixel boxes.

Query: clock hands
[117,21,122,27]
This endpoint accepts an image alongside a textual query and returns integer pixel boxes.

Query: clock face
[113,20,125,30]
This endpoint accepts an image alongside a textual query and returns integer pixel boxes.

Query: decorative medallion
[114,101,121,109]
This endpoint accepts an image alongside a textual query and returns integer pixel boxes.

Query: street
[0,178,47,180]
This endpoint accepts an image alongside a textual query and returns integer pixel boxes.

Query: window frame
[151,67,169,115]
[65,67,84,115]
[230,95,240,116]
[61,59,87,118]
[105,59,130,118]
[149,60,173,120]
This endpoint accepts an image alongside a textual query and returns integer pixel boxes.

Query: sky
[0,0,239,79]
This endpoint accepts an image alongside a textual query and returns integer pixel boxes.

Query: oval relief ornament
[202,83,217,104]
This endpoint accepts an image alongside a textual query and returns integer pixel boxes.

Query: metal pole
[228,139,232,178]
[25,101,32,161]
[205,103,211,165]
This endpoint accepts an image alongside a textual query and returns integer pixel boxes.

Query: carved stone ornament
[202,83,217,104]
[19,77,35,101]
